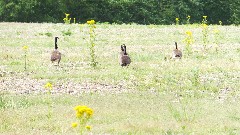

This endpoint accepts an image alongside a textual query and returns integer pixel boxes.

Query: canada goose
[119,44,131,66]
[51,37,61,65]
[172,42,182,59]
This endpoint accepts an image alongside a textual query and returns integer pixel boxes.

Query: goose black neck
[121,45,124,51]
[175,42,178,49]
[55,37,59,49]
[124,46,127,55]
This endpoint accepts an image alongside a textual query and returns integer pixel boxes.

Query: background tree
[0,0,239,25]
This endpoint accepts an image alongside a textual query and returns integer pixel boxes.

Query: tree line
[0,0,239,25]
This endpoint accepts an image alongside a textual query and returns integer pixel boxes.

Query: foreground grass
[0,22,240,134]
[1,92,240,134]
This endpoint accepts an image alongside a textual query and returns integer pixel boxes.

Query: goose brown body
[119,44,131,66]
[51,37,61,65]
[51,50,61,64]
[172,42,182,59]
[121,55,131,66]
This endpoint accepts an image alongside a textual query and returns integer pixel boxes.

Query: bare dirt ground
[0,71,129,95]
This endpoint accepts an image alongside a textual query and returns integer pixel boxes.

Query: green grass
[0,22,240,134]
[1,93,240,134]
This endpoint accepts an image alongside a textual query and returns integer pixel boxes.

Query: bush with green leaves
[0,0,239,25]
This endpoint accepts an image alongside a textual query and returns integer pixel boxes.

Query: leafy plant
[38,32,53,37]
[202,16,208,50]
[22,45,28,71]
[45,32,53,37]
[184,31,193,55]
[63,13,71,24]
[44,82,53,119]
[0,94,7,109]
[87,20,98,68]
[191,68,200,86]
[168,101,196,123]
[74,18,76,24]
[175,18,179,25]
[186,15,190,25]
[62,29,72,36]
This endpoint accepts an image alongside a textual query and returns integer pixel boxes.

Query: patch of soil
[0,73,129,95]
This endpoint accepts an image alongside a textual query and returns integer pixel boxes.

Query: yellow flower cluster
[175,18,179,21]
[65,13,70,17]
[44,82,53,90]
[63,18,71,21]
[202,23,208,29]
[186,31,192,36]
[187,15,191,18]
[87,20,95,25]
[185,30,193,45]
[63,13,71,24]
[22,45,29,51]
[202,15,208,25]
[72,122,78,128]
[74,105,93,118]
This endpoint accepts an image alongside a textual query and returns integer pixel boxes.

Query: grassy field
[0,22,240,134]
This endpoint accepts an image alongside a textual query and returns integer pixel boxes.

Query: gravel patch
[0,72,130,95]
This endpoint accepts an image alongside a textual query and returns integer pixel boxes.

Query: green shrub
[0,0,239,25]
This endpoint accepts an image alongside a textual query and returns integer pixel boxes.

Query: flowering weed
[202,16,208,50]
[63,13,71,24]
[186,15,191,25]
[72,105,93,134]
[87,20,98,68]
[44,82,53,119]
[22,45,28,71]
[175,18,179,25]
[184,31,193,55]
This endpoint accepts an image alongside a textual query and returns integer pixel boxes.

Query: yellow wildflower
[175,18,179,21]
[74,105,94,118]
[65,13,70,17]
[186,31,192,36]
[187,15,191,18]
[44,82,53,90]
[203,16,207,19]
[85,125,91,130]
[22,45,29,51]
[72,122,78,128]
[87,20,95,25]
[202,23,208,28]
